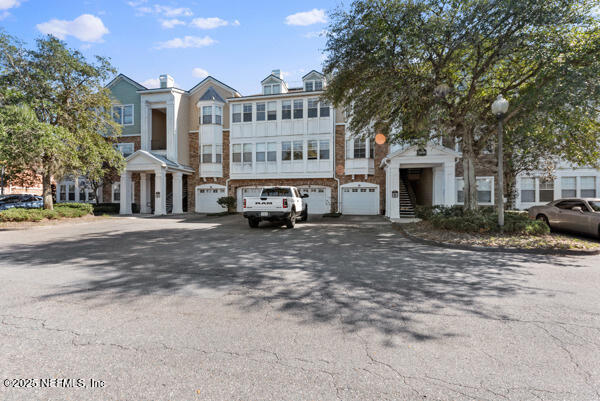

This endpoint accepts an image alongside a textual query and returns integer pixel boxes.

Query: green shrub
[92,203,119,215]
[0,203,92,222]
[427,208,549,235]
[216,196,236,213]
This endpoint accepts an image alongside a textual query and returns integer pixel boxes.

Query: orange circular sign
[375,133,386,145]
[336,165,344,175]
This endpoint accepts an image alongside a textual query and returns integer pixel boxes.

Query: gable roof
[387,143,461,160]
[198,86,225,103]
[106,73,147,90]
[261,74,284,84]
[302,70,324,80]
[188,76,240,97]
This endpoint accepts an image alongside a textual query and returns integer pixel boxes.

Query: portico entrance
[383,144,460,220]
[119,150,193,215]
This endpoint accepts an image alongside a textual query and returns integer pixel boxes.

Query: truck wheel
[300,206,308,222]
[285,210,296,228]
[248,218,259,228]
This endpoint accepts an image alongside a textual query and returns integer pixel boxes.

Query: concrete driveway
[0,214,599,400]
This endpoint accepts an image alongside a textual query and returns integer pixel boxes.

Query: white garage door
[237,187,262,212]
[299,187,330,214]
[196,186,227,213]
[341,185,379,215]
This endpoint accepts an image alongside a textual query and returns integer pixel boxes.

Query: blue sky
[0,0,341,94]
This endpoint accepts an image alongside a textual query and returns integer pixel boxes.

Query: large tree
[323,0,600,209]
[0,32,123,209]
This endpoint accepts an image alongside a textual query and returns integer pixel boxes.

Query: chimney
[159,74,174,89]
[271,69,282,79]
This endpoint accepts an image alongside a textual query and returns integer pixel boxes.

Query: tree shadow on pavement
[0,215,585,342]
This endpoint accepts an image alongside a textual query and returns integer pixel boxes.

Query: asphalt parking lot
[1,214,599,400]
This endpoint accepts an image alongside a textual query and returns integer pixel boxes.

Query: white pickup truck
[243,186,308,228]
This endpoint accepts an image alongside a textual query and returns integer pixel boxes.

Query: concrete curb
[391,223,600,256]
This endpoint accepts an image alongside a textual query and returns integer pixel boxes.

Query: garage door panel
[299,187,329,214]
[196,187,227,213]
[341,186,379,215]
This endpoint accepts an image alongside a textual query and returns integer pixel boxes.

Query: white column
[389,162,400,219]
[141,100,150,151]
[166,99,177,162]
[154,168,167,216]
[444,161,456,206]
[119,171,132,214]
[172,172,183,214]
[74,180,80,202]
[140,173,150,213]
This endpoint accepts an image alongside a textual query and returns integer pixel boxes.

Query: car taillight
[243,199,246,208]
[283,198,288,208]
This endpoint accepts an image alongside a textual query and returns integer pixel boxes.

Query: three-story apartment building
[56,68,600,219]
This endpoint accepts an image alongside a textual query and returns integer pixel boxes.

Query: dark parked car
[0,194,44,211]
[528,198,600,238]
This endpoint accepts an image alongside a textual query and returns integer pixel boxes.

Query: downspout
[332,108,341,213]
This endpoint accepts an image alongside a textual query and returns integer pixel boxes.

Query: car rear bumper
[244,211,291,220]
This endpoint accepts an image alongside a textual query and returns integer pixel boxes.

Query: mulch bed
[401,220,600,251]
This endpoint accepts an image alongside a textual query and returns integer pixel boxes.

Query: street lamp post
[491,95,509,228]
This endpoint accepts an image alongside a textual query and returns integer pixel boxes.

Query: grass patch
[323,212,342,218]
[0,203,93,222]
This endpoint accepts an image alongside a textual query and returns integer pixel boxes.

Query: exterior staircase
[399,178,416,218]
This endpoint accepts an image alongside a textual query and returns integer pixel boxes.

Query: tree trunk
[462,132,478,210]
[42,172,53,210]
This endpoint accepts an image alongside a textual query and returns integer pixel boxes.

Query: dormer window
[200,105,223,125]
[263,84,281,95]
[304,80,323,92]
[202,106,212,124]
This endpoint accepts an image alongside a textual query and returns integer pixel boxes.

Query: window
[282,101,291,120]
[477,178,493,203]
[202,106,212,124]
[267,142,277,161]
[314,81,323,91]
[456,179,464,203]
[308,99,318,118]
[232,144,242,163]
[202,145,212,163]
[305,81,313,92]
[282,141,292,161]
[263,84,281,95]
[243,104,252,122]
[456,178,494,204]
[256,103,266,121]
[369,139,375,159]
[539,179,554,202]
[215,106,222,125]
[293,141,303,160]
[561,177,576,198]
[256,143,266,162]
[115,143,134,157]
[307,140,318,160]
[354,139,366,158]
[346,140,353,159]
[59,184,66,200]
[261,187,292,197]
[263,85,272,95]
[293,100,303,119]
[79,180,86,201]
[112,183,120,202]
[215,145,222,163]
[304,80,323,91]
[581,176,596,198]
[521,177,535,203]
[232,104,242,123]
[243,144,252,164]
[319,101,330,117]
[319,140,330,160]
[267,102,277,121]
[112,104,133,125]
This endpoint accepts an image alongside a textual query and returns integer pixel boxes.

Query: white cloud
[141,78,160,88]
[303,29,326,39]
[233,19,240,26]
[192,67,209,79]
[154,5,192,17]
[0,0,20,10]
[155,35,216,49]
[190,17,231,29]
[160,18,184,28]
[127,0,146,6]
[36,14,109,43]
[285,9,326,26]
[0,0,21,20]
